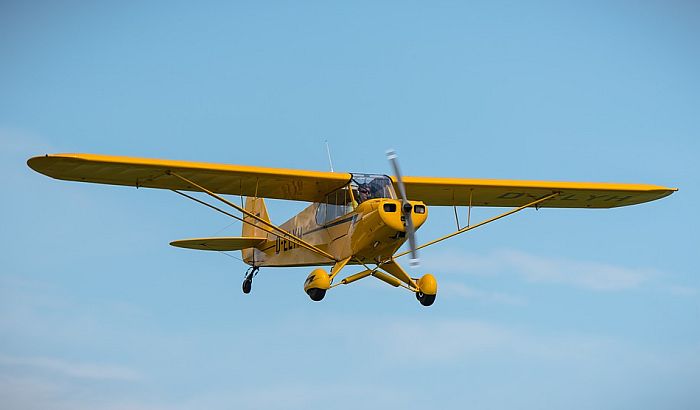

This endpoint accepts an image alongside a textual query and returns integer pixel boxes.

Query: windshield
[350,174,396,205]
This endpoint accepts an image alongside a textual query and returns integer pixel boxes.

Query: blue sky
[1,1,698,409]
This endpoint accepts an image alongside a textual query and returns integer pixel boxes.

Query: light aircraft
[27,152,676,306]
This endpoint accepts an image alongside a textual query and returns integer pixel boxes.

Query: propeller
[386,149,419,267]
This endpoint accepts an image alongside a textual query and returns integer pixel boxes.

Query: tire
[306,288,326,301]
[242,278,252,294]
[416,291,436,306]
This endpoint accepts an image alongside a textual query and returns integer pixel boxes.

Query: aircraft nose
[378,200,428,232]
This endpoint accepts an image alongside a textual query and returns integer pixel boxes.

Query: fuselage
[244,173,427,267]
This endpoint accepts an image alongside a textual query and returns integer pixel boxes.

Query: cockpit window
[316,186,354,225]
[350,174,396,205]
[315,175,396,225]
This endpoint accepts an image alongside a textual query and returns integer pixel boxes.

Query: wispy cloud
[0,372,408,410]
[0,127,54,155]
[0,354,141,381]
[664,285,698,297]
[423,248,657,291]
[181,382,411,410]
[440,281,526,305]
[363,316,700,373]
[0,374,164,410]
[375,319,514,361]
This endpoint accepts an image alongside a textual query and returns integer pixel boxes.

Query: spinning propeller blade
[386,149,419,267]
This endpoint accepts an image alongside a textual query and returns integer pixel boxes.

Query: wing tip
[27,154,50,174]
[27,153,83,178]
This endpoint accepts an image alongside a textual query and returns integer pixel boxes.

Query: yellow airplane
[27,152,676,306]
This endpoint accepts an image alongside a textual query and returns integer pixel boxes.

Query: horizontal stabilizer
[170,236,266,251]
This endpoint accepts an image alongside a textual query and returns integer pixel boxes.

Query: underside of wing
[396,176,677,208]
[28,153,351,202]
[170,237,267,251]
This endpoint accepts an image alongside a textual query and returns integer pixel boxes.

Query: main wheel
[306,288,326,301]
[416,273,437,306]
[303,268,330,301]
[416,291,436,306]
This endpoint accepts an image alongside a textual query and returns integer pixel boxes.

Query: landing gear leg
[242,266,259,294]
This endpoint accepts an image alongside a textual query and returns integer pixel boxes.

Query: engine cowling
[377,199,428,232]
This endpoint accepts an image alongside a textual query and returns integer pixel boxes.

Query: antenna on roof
[325,140,335,172]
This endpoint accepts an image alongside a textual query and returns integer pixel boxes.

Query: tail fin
[242,197,270,263]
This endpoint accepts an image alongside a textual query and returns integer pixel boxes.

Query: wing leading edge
[27,153,351,203]
[395,176,676,208]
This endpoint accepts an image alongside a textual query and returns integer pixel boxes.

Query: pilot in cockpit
[357,183,372,204]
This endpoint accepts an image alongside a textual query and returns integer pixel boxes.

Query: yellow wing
[170,237,266,251]
[27,153,351,202]
[27,153,676,208]
[396,176,676,208]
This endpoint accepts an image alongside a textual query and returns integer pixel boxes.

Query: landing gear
[307,288,327,301]
[416,291,436,306]
[242,266,259,294]
[415,273,437,307]
[303,268,331,302]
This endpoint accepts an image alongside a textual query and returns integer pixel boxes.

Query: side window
[336,188,352,219]
[325,192,337,222]
[315,203,326,226]
[321,187,352,224]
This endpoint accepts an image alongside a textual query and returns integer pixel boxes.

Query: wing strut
[167,171,337,262]
[393,192,560,258]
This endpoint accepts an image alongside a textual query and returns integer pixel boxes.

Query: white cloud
[664,285,698,297]
[0,374,166,410]
[422,248,656,291]
[441,281,526,305]
[0,127,54,155]
[361,316,700,378]
[0,354,142,381]
[177,382,411,410]
[500,249,655,290]
[375,319,514,361]
[0,372,408,410]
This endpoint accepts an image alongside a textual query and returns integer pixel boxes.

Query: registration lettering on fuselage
[275,227,303,254]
